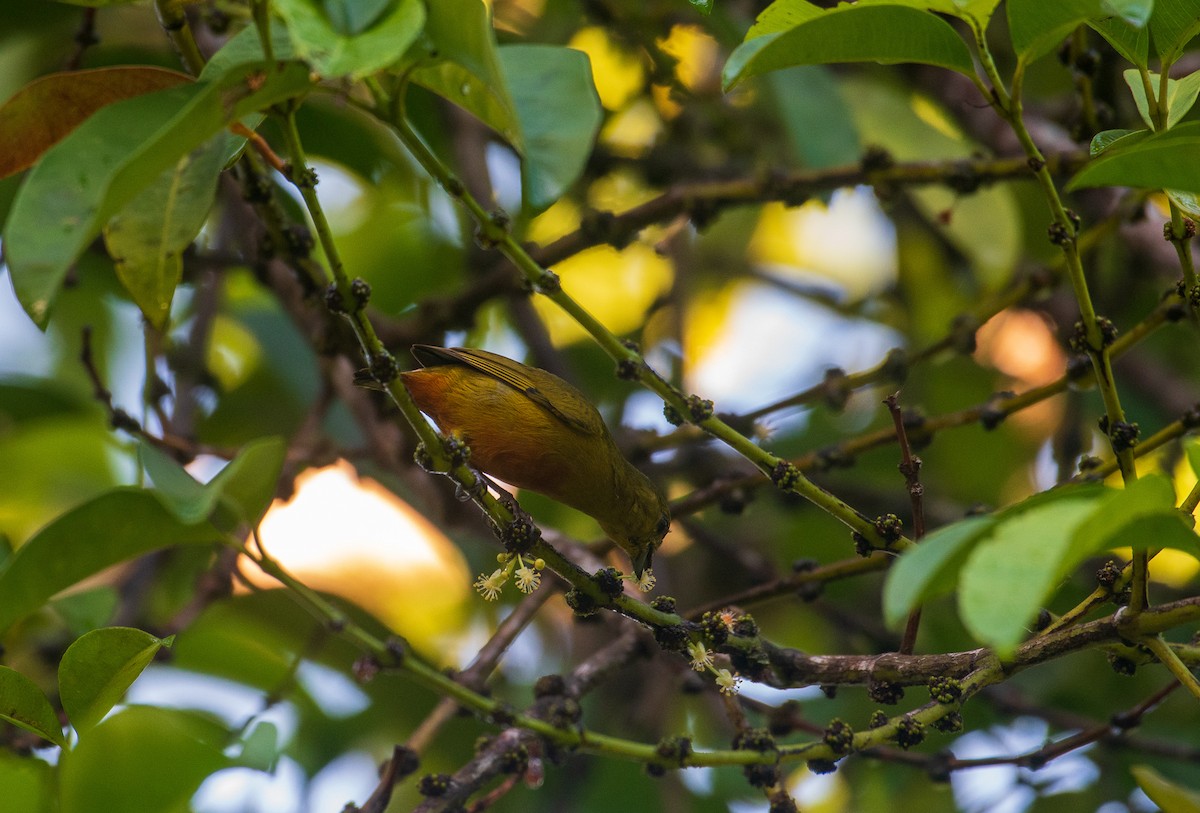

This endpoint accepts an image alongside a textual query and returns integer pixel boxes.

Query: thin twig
[355,745,413,813]
[230,122,288,173]
[407,584,556,755]
[532,152,1090,269]
[63,8,98,70]
[885,392,926,655]
[80,326,219,458]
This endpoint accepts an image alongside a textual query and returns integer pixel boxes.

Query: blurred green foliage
[1,1,1200,812]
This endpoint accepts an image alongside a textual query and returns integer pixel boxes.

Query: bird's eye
[654,515,671,538]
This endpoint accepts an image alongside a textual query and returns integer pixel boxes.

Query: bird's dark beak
[631,547,653,579]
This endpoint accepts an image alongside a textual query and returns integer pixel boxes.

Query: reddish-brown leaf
[0,66,192,180]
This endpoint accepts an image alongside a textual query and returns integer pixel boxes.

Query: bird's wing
[411,345,602,436]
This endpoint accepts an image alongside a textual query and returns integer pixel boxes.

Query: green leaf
[208,436,287,528]
[750,0,1003,37]
[1074,474,1178,541]
[201,24,296,80]
[1132,765,1200,813]
[1068,121,1200,191]
[140,442,212,524]
[958,496,1101,655]
[410,0,522,150]
[0,666,67,748]
[1149,0,1200,63]
[0,490,223,633]
[0,380,92,424]
[1123,68,1200,129]
[1188,439,1200,480]
[1169,189,1200,217]
[236,721,280,771]
[0,751,53,813]
[103,134,228,329]
[144,548,215,624]
[59,627,174,736]
[322,0,393,34]
[1107,0,1155,25]
[1072,474,1199,559]
[499,45,601,212]
[274,0,424,79]
[1090,0,1200,68]
[1162,69,1200,124]
[1124,69,1159,127]
[0,66,191,180]
[883,516,994,628]
[769,66,862,169]
[142,436,285,528]
[1092,15,1151,66]
[3,60,313,328]
[59,706,230,813]
[859,0,1002,30]
[1009,0,1147,65]
[1089,127,1146,155]
[172,594,308,691]
[724,4,976,90]
[945,0,1003,27]
[0,417,130,545]
[745,0,824,39]
[955,0,1004,19]
[51,587,119,635]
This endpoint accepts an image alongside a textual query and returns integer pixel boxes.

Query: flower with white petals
[514,564,541,593]
[687,641,714,671]
[634,569,656,593]
[474,568,508,601]
[716,668,742,696]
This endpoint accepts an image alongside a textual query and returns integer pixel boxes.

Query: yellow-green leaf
[103,134,228,329]
[725,4,975,90]
[59,627,174,736]
[1132,765,1200,813]
[0,666,67,748]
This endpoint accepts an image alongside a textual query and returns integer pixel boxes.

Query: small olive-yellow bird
[400,345,670,576]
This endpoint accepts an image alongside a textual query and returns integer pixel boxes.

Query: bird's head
[600,469,671,579]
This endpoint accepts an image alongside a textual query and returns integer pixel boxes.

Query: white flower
[474,568,508,601]
[514,564,541,593]
[687,641,714,671]
[716,668,742,696]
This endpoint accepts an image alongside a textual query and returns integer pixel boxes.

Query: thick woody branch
[761,596,1200,688]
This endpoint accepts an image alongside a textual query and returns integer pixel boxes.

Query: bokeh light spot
[244,461,470,660]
